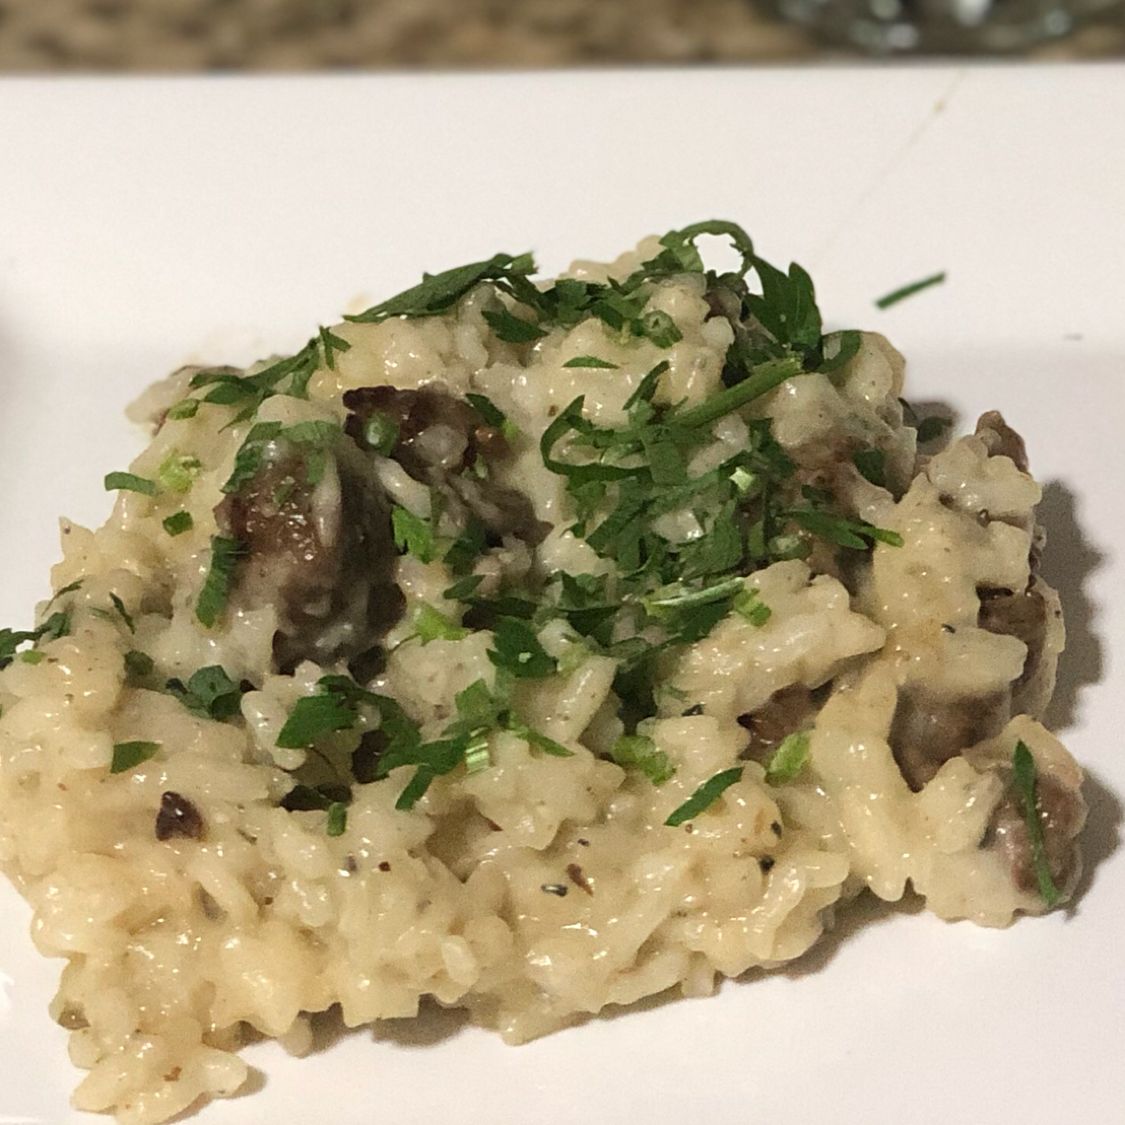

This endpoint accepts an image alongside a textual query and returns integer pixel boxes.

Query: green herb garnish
[487,618,556,679]
[325,802,348,837]
[611,734,675,785]
[110,740,161,774]
[157,452,202,494]
[765,731,811,784]
[166,665,246,721]
[875,271,946,310]
[162,511,194,537]
[665,766,743,827]
[563,355,619,369]
[410,604,469,645]
[104,471,157,496]
[195,536,244,628]
[1012,741,1063,908]
[391,506,437,563]
[123,650,155,680]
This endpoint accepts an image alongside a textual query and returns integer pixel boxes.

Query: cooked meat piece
[988,771,1086,900]
[155,791,205,841]
[344,383,548,546]
[739,685,820,762]
[445,474,549,546]
[216,436,403,673]
[978,577,1062,717]
[975,411,1029,473]
[891,687,1011,791]
[892,413,1060,790]
[343,384,505,476]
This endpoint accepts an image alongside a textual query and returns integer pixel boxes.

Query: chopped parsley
[162,511,194,537]
[361,411,399,455]
[157,452,202,494]
[166,665,246,721]
[665,766,743,827]
[223,420,339,495]
[1012,741,1063,908]
[410,604,469,645]
[853,448,887,488]
[195,536,244,628]
[104,595,133,634]
[123,650,155,680]
[765,731,811,784]
[325,802,348,837]
[0,610,70,670]
[482,307,547,344]
[487,618,556,679]
[104,471,157,496]
[391,507,437,563]
[611,734,675,785]
[110,740,161,774]
[563,355,619,369]
[875,271,946,310]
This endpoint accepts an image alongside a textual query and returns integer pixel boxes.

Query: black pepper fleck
[154,791,204,841]
[540,883,568,897]
[378,861,391,872]
[942,623,956,634]
[576,837,590,847]
[770,821,782,837]
[759,856,776,873]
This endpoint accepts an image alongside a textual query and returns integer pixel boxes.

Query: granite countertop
[0,0,1122,69]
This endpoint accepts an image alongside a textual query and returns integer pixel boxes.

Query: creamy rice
[0,226,1086,1122]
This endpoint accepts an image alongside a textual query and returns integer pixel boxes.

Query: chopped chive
[875,271,946,310]
[104,471,157,496]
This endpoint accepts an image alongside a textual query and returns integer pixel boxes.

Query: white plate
[1,66,1122,1124]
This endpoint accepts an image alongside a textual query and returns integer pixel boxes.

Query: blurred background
[1,0,1122,68]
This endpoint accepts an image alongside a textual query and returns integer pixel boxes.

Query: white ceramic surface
[0,66,1121,1124]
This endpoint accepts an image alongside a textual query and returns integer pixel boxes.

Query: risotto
[0,222,1086,1122]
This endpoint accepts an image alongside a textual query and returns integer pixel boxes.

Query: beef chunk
[891,687,1010,790]
[344,385,505,476]
[975,411,1029,473]
[155,791,204,841]
[739,685,820,762]
[344,384,547,546]
[216,435,403,672]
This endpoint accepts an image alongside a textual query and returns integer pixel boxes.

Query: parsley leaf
[853,448,887,487]
[487,618,556,679]
[110,740,161,774]
[391,507,437,563]
[276,686,360,749]
[123,650,155,680]
[163,511,194,537]
[664,766,743,827]
[611,734,675,785]
[482,307,547,344]
[166,665,246,721]
[410,604,469,645]
[563,355,619,369]
[108,598,135,634]
[345,253,536,323]
[195,536,244,628]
